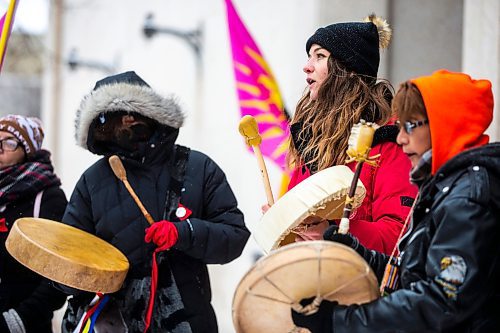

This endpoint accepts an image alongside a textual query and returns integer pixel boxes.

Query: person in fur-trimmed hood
[292,70,500,332]
[60,71,250,333]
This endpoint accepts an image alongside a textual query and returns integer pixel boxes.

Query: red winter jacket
[288,140,417,255]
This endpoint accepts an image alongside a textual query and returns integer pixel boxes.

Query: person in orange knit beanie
[292,70,500,332]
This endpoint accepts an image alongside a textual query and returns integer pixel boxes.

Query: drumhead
[254,165,366,253]
[6,217,129,293]
[232,241,379,332]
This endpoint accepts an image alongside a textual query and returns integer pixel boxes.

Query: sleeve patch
[400,196,415,207]
[434,255,467,300]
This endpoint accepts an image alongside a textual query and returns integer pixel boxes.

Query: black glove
[52,281,86,296]
[324,224,392,280]
[323,224,371,261]
[291,297,336,333]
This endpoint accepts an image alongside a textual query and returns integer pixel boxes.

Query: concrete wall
[389,0,463,86]
[0,75,41,117]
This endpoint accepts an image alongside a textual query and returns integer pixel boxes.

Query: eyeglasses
[396,119,429,134]
[0,138,21,152]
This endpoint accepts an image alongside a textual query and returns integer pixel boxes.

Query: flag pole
[0,0,18,71]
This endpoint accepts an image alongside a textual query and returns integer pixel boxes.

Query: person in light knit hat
[0,114,67,333]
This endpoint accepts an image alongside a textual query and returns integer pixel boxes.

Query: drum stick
[108,155,154,225]
[238,115,275,206]
[338,162,364,234]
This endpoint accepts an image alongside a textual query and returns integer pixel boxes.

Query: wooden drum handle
[108,155,154,225]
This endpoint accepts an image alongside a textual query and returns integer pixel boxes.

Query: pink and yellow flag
[0,0,19,72]
[224,0,289,174]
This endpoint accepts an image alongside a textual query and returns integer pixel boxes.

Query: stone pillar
[463,0,500,141]
[388,0,463,87]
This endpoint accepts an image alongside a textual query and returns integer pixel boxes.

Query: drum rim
[232,241,379,331]
[6,217,129,293]
[254,165,367,253]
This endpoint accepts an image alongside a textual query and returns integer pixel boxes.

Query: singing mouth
[306,78,315,85]
[405,152,416,159]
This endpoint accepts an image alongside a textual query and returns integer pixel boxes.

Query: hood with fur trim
[75,71,184,151]
[411,70,493,174]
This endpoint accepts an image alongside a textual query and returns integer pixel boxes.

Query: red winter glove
[144,220,179,251]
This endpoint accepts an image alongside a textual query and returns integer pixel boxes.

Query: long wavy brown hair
[288,57,394,172]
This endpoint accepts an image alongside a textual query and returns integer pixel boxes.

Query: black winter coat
[331,143,500,332]
[0,186,68,332]
[62,145,250,333]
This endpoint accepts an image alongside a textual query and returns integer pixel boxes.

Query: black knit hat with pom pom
[306,14,391,79]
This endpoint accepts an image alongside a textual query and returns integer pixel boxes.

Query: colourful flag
[224,0,290,174]
[0,0,19,72]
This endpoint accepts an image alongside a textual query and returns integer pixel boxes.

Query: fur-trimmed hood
[75,71,184,150]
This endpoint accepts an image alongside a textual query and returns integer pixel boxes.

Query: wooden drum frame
[6,217,129,293]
